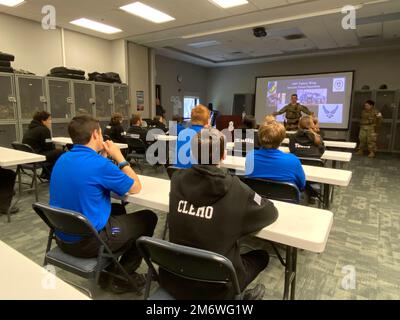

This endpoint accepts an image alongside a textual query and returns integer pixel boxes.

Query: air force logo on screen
[333,78,346,92]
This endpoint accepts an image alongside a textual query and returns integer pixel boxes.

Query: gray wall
[207,48,400,114]
[155,55,208,121]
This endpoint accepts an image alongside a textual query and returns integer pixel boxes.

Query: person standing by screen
[273,94,312,131]
[357,100,382,158]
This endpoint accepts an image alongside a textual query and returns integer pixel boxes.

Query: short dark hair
[365,100,375,106]
[242,115,256,129]
[130,113,142,126]
[153,116,163,123]
[33,111,51,123]
[191,128,226,165]
[291,94,298,98]
[68,115,100,145]
[258,121,286,149]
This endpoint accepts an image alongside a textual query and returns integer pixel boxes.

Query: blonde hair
[299,116,313,130]
[191,105,210,126]
[264,115,276,125]
[258,121,286,149]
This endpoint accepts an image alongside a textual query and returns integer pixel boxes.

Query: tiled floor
[1,153,400,300]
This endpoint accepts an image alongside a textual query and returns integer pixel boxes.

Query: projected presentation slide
[255,72,354,129]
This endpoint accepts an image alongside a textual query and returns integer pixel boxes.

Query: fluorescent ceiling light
[0,0,25,7]
[188,40,220,48]
[70,18,122,34]
[120,2,175,24]
[209,0,248,9]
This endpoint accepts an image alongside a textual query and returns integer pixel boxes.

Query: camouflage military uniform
[274,103,312,131]
[359,108,382,153]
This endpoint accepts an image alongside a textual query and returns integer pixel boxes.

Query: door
[73,81,94,117]
[95,83,113,119]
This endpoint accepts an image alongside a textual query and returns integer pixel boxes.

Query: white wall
[207,48,400,116]
[155,55,208,121]
[0,13,128,81]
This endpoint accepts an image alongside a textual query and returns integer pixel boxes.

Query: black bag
[88,71,121,84]
[0,60,11,67]
[0,52,15,62]
[0,67,14,73]
[50,66,85,76]
[48,72,86,80]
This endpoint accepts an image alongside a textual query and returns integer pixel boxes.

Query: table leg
[323,184,330,209]
[33,165,39,202]
[290,248,297,300]
[283,246,298,300]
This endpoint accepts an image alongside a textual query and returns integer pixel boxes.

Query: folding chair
[124,134,147,172]
[11,142,51,202]
[32,202,140,297]
[240,177,301,299]
[136,236,242,300]
[298,156,326,207]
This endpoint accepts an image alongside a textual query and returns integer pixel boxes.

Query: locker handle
[108,99,113,105]
[66,97,73,104]
[40,96,47,103]
[8,96,16,103]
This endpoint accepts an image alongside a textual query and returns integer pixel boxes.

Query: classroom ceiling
[1,0,400,67]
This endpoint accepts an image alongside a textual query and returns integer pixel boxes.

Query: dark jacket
[126,125,149,143]
[160,165,278,299]
[289,129,325,158]
[104,123,125,143]
[22,120,55,154]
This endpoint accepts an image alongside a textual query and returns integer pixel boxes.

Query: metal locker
[15,75,47,120]
[95,83,113,119]
[46,77,73,120]
[73,81,95,117]
[113,84,130,119]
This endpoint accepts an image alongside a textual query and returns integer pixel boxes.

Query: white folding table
[118,175,333,300]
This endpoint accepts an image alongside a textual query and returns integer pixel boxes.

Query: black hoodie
[160,165,278,299]
[289,129,325,158]
[22,120,55,154]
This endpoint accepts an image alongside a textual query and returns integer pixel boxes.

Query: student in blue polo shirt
[245,119,306,191]
[175,105,210,168]
[49,115,157,293]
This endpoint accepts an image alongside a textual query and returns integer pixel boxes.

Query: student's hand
[103,140,125,164]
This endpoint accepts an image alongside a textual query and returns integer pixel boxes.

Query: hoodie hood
[175,165,233,208]
[29,119,44,130]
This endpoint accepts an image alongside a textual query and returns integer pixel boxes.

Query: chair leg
[33,165,39,202]
[144,268,153,300]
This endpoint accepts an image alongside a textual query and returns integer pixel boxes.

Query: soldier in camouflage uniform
[273,94,312,131]
[357,100,382,158]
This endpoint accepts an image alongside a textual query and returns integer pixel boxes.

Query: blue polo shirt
[245,148,306,191]
[175,125,204,168]
[49,145,134,243]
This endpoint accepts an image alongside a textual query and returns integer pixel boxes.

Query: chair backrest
[124,134,146,152]
[136,236,242,299]
[240,177,300,204]
[298,156,325,167]
[103,134,111,141]
[166,166,182,180]
[12,141,35,153]
[32,202,98,238]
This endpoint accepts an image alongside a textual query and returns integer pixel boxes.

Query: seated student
[234,115,260,156]
[104,113,126,143]
[22,111,63,179]
[175,105,210,168]
[153,116,168,133]
[49,115,157,293]
[172,115,185,135]
[245,120,306,191]
[0,168,18,215]
[126,113,150,154]
[161,128,278,300]
[289,115,325,158]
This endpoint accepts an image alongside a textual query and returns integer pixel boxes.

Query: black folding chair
[124,134,147,172]
[136,236,242,300]
[11,142,51,202]
[240,177,300,299]
[32,202,140,297]
[298,156,326,207]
